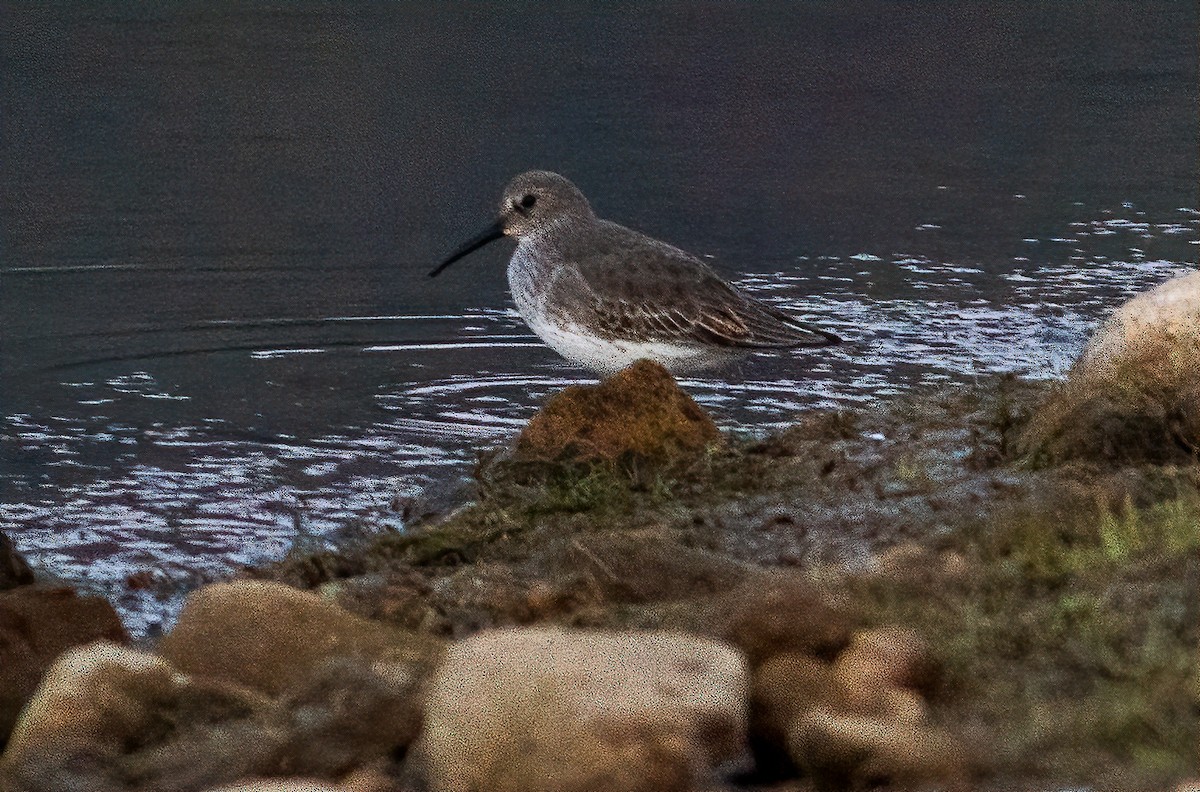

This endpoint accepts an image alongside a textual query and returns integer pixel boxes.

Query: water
[1,3,1196,634]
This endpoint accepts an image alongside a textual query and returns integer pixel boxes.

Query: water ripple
[1,209,1196,634]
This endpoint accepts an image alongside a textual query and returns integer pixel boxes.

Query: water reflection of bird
[430,170,841,375]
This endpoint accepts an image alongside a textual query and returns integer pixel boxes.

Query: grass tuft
[850,488,1200,787]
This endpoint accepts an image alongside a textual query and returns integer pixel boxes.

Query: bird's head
[429,170,593,278]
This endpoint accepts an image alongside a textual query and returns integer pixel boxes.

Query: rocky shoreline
[1,273,1198,792]
[0,368,1196,791]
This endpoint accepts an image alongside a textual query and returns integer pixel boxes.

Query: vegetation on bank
[255,374,1200,790]
[847,488,1200,787]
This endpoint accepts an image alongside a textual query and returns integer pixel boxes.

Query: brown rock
[0,641,280,792]
[513,359,720,464]
[789,708,968,791]
[719,572,853,666]
[158,580,445,697]
[872,541,930,580]
[877,687,927,725]
[748,652,839,776]
[0,531,35,590]
[408,627,748,792]
[0,586,128,745]
[155,581,442,781]
[340,763,401,792]
[831,627,938,707]
[873,541,972,585]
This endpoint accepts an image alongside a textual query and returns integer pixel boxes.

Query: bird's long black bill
[427,220,506,278]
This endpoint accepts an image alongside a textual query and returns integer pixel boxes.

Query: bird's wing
[564,224,840,349]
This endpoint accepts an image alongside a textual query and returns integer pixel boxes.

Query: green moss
[1095,496,1200,561]
[520,465,634,517]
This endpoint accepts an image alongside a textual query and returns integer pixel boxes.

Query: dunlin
[430,170,841,375]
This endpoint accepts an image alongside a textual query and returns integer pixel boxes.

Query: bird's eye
[520,194,537,209]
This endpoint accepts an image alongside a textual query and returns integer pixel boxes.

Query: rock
[718,572,853,666]
[831,627,938,704]
[513,359,720,464]
[156,581,442,780]
[408,627,748,792]
[0,641,281,792]
[272,656,425,777]
[876,687,928,725]
[339,763,400,792]
[747,652,838,777]
[1078,270,1200,370]
[747,632,937,781]
[0,531,35,590]
[937,549,971,580]
[789,708,967,791]
[873,541,969,585]
[871,541,930,579]
[158,580,445,697]
[0,586,128,745]
[1020,270,1200,465]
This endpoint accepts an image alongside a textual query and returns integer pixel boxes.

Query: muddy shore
[1,371,1197,791]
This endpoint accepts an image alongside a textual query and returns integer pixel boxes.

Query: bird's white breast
[507,243,727,375]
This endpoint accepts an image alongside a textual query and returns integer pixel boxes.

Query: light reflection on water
[1,212,1197,635]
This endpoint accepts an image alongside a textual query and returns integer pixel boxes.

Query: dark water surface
[1,3,1197,633]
